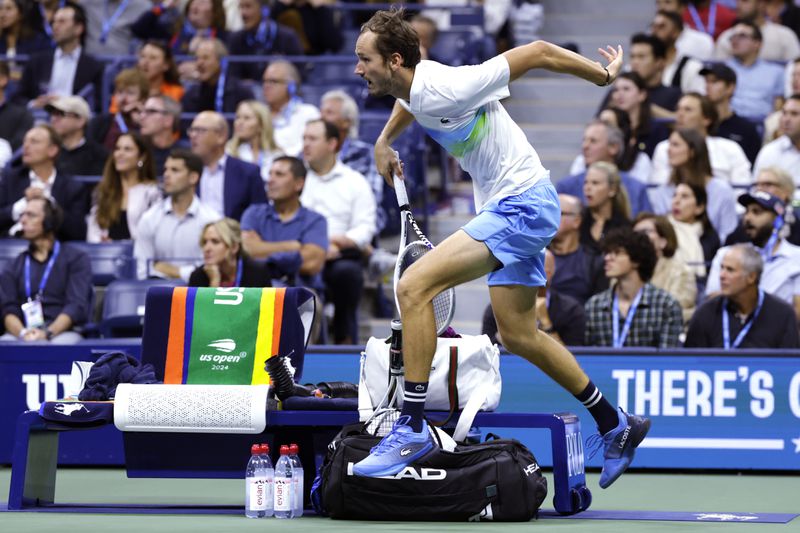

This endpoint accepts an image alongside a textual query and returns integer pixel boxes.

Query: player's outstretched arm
[503,40,623,86]
[375,100,416,186]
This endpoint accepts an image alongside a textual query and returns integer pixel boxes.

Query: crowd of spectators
[0,0,797,350]
[487,0,800,351]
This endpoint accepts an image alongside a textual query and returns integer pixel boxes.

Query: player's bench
[4,286,591,516]
[6,407,590,515]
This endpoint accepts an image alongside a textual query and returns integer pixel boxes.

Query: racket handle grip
[393,174,409,208]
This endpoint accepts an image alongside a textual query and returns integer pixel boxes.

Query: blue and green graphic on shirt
[424,106,488,158]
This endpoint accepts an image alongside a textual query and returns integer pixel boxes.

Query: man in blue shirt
[556,121,653,216]
[240,156,328,289]
[725,20,784,123]
[0,197,91,343]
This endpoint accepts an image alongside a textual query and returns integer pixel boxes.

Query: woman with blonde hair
[87,132,161,243]
[580,161,632,251]
[189,218,273,287]
[226,100,284,183]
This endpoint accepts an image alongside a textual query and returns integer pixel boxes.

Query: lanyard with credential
[722,290,764,349]
[25,242,61,301]
[215,58,228,113]
[612,287,643,348]
[688,0,717,37]
[247,8,276,48]
[100,0,131,44]
[760,216,783,263]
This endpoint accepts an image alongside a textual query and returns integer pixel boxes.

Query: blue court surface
[1,467,798,532]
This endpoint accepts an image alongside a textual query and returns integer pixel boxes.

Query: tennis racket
[364,319,404,436]
[392,173,455,335]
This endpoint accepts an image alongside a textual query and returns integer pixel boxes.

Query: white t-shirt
[398,56,548,211]
[649,135,752,187]
[273,101,320,157]
[676,28,714,61]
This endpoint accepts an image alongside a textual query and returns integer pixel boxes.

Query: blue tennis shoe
[589,408,651,489]
[353,416,436,477]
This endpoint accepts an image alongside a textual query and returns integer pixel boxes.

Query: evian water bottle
[274,445,293,519]
[245,444,268,518]
[288,443,304,517]
[258,443,274,517]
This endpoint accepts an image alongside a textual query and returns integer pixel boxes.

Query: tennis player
[351,9,650,488]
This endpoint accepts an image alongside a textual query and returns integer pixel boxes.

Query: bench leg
[8,412,59,510]
[548,412,591,515]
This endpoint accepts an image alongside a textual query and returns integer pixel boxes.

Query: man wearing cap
[705,190,800,320]
[725,167,800,246]
[754,94,800,187]
[724,20,785,123]
[700,62,761,163]
[685,243,799,348]
[47,96,108,177]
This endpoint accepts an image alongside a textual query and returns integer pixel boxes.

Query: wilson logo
[208,339,236,353]
[405,212,433,248]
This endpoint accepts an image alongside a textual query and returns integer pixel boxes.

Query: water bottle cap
[260,443,270,454]
[250,444,260,455]
[289,443,299,454]
[279,444,289,454]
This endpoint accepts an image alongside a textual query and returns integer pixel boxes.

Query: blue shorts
[462,179,560,287]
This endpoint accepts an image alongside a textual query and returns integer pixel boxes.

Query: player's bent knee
[497,326,545,357]
[396,273,435,311]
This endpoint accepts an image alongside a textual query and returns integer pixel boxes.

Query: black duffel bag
[312,424,548,522]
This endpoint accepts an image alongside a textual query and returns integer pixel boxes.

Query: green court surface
[1,467,798,532]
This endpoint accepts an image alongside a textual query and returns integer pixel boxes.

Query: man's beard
[747,222,774,248]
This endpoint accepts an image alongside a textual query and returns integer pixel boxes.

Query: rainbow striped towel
[141,287,315,385]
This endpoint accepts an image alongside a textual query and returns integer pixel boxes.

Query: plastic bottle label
[248,477,268,511]
[274,477,292,511]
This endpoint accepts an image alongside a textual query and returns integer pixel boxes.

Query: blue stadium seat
[0,239,29,273]
[430,27,482,66]
[69,241,136,286]
[100,278,185,338]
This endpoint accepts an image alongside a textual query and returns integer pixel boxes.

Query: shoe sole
[352,441,435,478]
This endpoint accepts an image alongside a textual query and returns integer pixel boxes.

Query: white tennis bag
[358,334,501,421]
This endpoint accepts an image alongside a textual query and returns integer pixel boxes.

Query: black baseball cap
[699,62,737,84]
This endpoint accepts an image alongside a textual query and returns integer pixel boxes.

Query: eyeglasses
[48,109,81,119]
[730,32,755,41]
[187,126,219,136]
[139,107,168,116]
[262,78,289,86]
[755,181,780,189]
